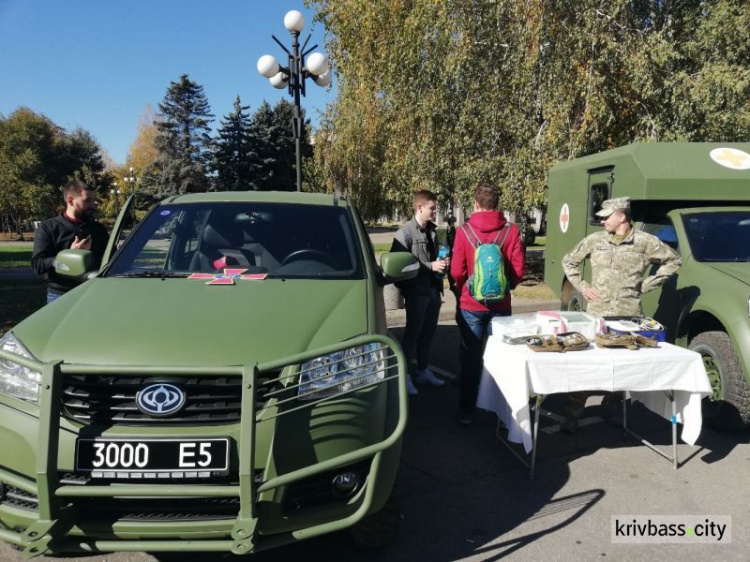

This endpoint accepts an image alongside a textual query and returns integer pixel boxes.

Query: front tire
[689,331,750,431]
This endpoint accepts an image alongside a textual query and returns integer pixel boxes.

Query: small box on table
[490,313,539,338]
[535,311,605,339]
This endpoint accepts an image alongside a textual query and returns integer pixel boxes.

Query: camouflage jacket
[561,228,682,316]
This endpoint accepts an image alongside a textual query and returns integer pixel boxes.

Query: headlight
[0,332,42,403]
[298,343,385,401]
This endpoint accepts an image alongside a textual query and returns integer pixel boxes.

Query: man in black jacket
[31,180,109,303]
[390,190,449,396]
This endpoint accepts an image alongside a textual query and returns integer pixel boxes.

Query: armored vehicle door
[572,167,614,301]
[586,167,613,235]
[638,215,681,338]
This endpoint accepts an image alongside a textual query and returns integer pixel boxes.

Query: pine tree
[212,96,253,191]
[246,99,311,191]
[148,74,214,198]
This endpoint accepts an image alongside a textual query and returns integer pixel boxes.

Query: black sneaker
[458,413,473,426]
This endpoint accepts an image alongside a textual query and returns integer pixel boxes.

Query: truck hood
[705,263,750,287]
[13,278,369,366]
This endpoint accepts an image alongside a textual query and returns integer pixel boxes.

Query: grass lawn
[0,279,46,336]
[0,244,33,268]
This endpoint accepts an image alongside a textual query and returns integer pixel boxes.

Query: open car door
[101,194,135,266]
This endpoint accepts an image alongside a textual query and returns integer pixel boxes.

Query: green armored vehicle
[545,142,750,430]
[0,191,418,557]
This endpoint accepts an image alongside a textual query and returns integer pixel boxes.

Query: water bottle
[437,243,450,280]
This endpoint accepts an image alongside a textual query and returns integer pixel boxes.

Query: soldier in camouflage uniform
[559,197,682,432]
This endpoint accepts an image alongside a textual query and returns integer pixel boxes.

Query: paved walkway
[385,285,559,327]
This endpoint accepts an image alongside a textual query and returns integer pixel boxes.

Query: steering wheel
[281,249,340,269]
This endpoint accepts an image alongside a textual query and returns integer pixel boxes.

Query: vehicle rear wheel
[348,491,400,549]
[565,291,586,312]
[689,331,750,431]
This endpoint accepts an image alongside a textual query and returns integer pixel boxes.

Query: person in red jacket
[450,184,525,425]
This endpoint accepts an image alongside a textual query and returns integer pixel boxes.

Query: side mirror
[380,252,419,284]
[54,249,94,279]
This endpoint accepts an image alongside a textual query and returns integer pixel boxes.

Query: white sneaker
[414,368,445,387]
[406,376,419,396]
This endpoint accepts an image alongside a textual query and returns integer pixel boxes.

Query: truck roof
[549,142,750,201]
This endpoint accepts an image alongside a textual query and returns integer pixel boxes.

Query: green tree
[146,74,214,198]
[0,107,106,234]
[247,99,311,191]
[212,96,254,190]
[310,0,750,217]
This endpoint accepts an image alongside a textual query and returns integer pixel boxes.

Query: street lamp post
[257,10,331,192]
[123,167,138,224]
[110,182,122,217]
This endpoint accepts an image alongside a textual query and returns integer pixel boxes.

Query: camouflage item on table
[562,228,681,316]
[527,332,590,353]
[595,333,659,350]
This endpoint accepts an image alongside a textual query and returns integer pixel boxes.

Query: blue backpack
[462,223,511,305]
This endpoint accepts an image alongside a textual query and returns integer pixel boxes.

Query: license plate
[75,438,230,478]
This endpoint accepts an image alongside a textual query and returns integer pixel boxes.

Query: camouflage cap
[595,197,631,218]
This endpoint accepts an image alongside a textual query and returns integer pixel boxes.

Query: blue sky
[0,0,334,165]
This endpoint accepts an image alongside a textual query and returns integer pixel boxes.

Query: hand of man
[71,235,92,250]
[431,259,447,273]
[582,287,600,302]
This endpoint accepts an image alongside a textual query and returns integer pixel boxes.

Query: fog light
[332,472,360,498]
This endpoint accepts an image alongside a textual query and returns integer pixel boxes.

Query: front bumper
[0,334,407,557]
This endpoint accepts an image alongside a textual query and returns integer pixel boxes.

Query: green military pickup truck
[0,191,418,557]
[545,142,750,430]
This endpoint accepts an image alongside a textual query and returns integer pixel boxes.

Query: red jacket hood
[466,210,508,234]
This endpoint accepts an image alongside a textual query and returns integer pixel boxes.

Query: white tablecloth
[477,338,712,453]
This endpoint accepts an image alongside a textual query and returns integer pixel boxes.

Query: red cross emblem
[559,203,570,233]
[188,268,267,285]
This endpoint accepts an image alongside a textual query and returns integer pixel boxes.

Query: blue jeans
[457,308,509,415]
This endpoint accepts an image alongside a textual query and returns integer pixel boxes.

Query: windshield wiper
[112,270,188,278]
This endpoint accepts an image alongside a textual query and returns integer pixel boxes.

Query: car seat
[189,223,255,272]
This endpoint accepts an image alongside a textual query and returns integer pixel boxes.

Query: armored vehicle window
[106,202,365,279]
[589,183,610,224]
[640,221,679,252]
[682,211,750,262]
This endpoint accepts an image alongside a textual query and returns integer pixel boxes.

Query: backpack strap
[465,222,511,249]
[461,223,482,249]
[494,224,511,248]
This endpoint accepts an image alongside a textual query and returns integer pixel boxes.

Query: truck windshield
[106,202,365,279]
[682,211,750,262]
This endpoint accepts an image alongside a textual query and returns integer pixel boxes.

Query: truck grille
[0,486,39,512]
[76,497,242,522]
[0,485,241,521]
[61,373,279,425]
